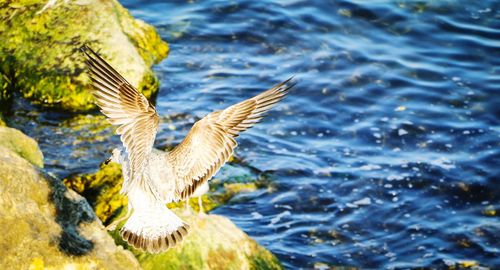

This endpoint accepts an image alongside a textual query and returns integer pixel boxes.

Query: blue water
[9,0,500,269]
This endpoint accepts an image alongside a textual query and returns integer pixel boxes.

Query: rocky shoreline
[0,126,140,269]
[0,0,167,111]
[0,1,282,269]
[0,125,282,269]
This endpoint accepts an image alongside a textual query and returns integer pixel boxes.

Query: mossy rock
[126,212,283,270]
[0,128,140,269]
[0,112,5,126]
[0,126,43,167]
[0,0,168,111]
[64,162,128,225]
[64,161,282,269]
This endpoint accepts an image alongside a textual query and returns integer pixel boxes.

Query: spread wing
[168,78,295,200]
[81,45,160,195]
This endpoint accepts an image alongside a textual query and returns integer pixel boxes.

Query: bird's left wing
[81,45,160,196]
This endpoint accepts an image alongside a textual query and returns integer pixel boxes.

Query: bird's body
[116,147,208,205]
[81,45,294,253]
[112,148,190,252]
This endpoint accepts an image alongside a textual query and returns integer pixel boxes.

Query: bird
[81,45,295,253]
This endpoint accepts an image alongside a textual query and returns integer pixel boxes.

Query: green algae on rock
[0,0,168,111]
[64,162,128,225]
[0,127,140,269]
[64,161,283,269]
[0,126,43,167]
[127,212,283,270]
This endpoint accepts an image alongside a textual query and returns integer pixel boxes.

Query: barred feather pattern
[81,45,160,199]
[81,44,295,253]
[168,78,295,201]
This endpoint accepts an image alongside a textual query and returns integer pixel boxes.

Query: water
[8,0,500,268]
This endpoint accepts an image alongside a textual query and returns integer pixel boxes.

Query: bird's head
[103,148,122,165]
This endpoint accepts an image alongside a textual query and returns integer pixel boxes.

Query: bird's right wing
[81,45,160,196]
[167,78,295,201]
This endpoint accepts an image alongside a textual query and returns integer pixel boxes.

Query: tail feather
[120,202,190,253]
[120,223,190,253]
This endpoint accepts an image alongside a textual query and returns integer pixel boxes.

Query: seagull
[81,45,295,253]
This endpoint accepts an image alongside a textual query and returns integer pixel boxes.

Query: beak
[103,157,111,165]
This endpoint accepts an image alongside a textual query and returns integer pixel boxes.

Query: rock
[64,162,128,225]
[0,127,140,269]
[0,65,6,126]
[0,0,168,111]
[121,212,283,270]
[0,126,44,167]
[64,161,282,269]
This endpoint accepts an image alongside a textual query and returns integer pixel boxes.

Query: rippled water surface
[9,0,500,269]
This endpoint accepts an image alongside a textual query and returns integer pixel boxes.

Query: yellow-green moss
[0,0,168,111]
[115,5,169,66]
[248,242,283,270]
[123,212,283,270]
[166,182,258,213]
[0,61,11,108]
[64,162,282,269]
[0,127,139,269]
[62,114,111,134]
[64,163,127,224]
[0,126,43,167]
